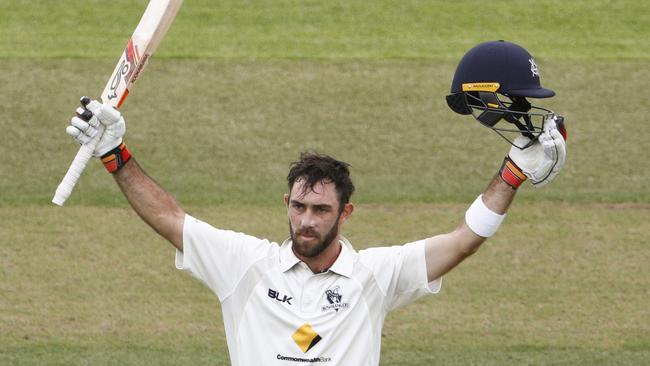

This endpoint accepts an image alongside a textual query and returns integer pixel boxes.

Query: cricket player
[65,41,567,365]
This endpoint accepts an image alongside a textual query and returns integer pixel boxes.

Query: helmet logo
[529,58,539,78]
[461,82,500,92]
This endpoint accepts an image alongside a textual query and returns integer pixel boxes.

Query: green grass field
[1,1,649,365]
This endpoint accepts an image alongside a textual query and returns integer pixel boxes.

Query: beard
[289,215,341,258]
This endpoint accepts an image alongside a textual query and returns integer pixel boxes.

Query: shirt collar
[279,236,355,278]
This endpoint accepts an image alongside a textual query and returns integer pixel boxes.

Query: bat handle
[52,124,105,206]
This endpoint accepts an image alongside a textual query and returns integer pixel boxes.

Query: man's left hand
[507,116,567,188]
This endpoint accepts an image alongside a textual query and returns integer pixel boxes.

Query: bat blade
[101,0,184,107]
[52,0,183,206]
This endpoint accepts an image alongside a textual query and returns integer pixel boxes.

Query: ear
[283,193,290,207]
[340,203,354,223]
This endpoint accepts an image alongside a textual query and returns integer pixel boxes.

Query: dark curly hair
[287,152,355,211]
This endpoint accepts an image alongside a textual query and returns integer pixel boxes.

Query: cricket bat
[52,0,184,206]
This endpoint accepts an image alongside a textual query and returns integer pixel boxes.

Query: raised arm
[66,99,185,251]
[113,158,185,251]
[425,117,567,282]
[424,175,514,282]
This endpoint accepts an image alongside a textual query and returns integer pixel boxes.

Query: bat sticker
[107,39,139,101]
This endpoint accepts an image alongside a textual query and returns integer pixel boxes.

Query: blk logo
[268,288,293,305]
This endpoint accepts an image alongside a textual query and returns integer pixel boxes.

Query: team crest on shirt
[321,286,349,312]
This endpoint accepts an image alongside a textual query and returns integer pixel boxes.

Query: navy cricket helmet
[446,40,556,149]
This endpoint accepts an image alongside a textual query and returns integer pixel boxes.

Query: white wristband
[465,194,506,238]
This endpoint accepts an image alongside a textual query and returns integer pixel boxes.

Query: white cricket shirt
[175,214,441,365]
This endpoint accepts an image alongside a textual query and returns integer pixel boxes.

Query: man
[65,40,566,365]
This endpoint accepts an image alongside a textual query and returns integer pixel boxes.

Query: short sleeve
[359,240,442,312]
[175,214,274,301]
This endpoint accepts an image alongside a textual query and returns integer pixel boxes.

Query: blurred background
[1,1,648,364]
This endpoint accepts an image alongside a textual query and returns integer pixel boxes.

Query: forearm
[450,174,517,254]
[113,158,185,250]
[482,173,517,214]
[425,174,517,281]
[448,174,517,253]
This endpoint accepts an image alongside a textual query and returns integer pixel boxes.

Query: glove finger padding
[534,128,567,187]
[550,129,566,170]
[509,116,567,188]
[68,116,98,145]
[66,124,89,144]
[66,98,127,157]
[509,136,548,183]
[541,132,557,179]
[544,116,557,132]
[70,116,98,135]
[86,100,122,126]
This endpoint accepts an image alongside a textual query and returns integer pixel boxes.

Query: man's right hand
[66,97,126,157]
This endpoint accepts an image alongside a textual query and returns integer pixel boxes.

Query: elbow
[149,208,185,248]
[453,228,485,258]
[460,242,481,257]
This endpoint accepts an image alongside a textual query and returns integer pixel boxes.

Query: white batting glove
[66,98,126,157]
[506,116,567,188]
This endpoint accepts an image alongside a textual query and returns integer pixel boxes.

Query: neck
[294,237,342,274]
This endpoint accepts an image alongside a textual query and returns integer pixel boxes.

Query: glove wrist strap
[499,156,527,189]
[101,142,131,173]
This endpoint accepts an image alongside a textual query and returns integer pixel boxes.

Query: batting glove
[66,97,126,157]
[499,116,567,188]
